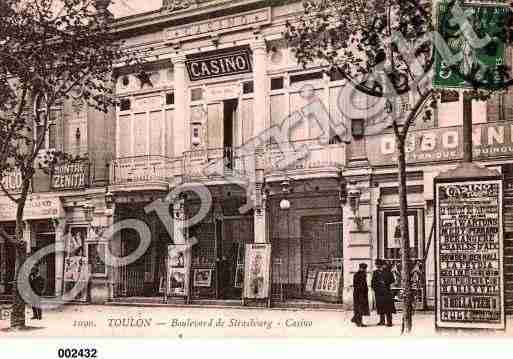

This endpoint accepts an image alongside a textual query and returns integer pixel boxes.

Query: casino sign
[186,47,252,81]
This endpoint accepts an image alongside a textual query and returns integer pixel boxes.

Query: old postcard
[1,0,513,352]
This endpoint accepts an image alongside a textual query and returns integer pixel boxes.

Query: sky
[109,0,162,18]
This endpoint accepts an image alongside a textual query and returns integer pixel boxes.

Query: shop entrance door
[120,228,147,297]
[36,233,56,296]
[272,215,342,300]
[218,216,253,299]
[301,216,343,282]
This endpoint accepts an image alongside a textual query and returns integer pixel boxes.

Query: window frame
[33,92,59,151]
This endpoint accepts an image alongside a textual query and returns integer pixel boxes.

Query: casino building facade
[1,0,513,312]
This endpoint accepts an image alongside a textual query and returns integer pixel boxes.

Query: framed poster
[314,270,341,295]
[383,210,422,260]
[168,268,187,296]
[168,245,186,268]
[67,226,87,256]
[243,243,271,299]
[435,178,505,330]
[87,242,107,277]
[193,269,213,287]
[166,244,190,298]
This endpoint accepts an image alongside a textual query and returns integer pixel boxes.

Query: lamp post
[279,179,291,299]
[346,181,362,231]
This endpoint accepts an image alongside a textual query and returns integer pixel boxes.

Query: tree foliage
[0,0,135,329]
[285,0,433,99]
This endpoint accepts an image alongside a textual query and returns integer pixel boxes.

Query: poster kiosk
[434,163,505,330]
[242,243,272,308]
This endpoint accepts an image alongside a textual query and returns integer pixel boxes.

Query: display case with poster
[163,244,191,301]
[380,209,426,309]
[242,243,271,306]
[303,262,343,303]
[63,226,88,301]
[193,268,213,287]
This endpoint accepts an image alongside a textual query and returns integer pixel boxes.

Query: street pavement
[1,304,513,337]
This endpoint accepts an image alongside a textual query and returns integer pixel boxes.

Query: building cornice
[112,0,299,38]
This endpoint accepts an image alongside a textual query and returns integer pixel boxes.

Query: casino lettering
[186,50,252,81]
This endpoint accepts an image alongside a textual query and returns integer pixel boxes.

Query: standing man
[29,267,45,320]
[371,259,395,326]
[351,263,370,327]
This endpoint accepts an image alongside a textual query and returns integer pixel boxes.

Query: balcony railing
[265,139,345,174]
[110,141,346,188]
[183,147,254,181]
[110,155,181,187]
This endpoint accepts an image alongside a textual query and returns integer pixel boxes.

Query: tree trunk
[10,214,27,329]
[396,136,413,334]
[9,180,30,329]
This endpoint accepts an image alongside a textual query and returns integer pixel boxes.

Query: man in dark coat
[371,259,396,326]
[29,267,45,320]
[351,263,370,327]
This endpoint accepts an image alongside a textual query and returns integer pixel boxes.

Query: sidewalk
[1,304,513,338]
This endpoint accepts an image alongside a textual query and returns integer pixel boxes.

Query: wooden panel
[207,103,223,149]
[133,113,146,156]
[241,99,253,145]
[149,111,162,155]
[270,94,286,128]
[289,92,308,141]
[118,114,131,157]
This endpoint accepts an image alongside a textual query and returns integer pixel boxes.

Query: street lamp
[279,198,290,210]
[105,188,114,209]
[83,200,95,223]
[279,179,291,210]
[346,181,362,230]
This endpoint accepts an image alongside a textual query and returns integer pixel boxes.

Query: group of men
[351,259,396,327]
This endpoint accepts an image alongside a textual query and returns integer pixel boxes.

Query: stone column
[251,38,268,138]
[172,54,189,157]
[254,148,267,244]
[0,241,6,293]
[251,39,268,244]
[341,176,372,308]
[54,218,66,296]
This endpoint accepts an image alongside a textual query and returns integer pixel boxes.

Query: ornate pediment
[161,0,193,12]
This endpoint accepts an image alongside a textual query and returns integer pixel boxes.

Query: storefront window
[383,211,419,260]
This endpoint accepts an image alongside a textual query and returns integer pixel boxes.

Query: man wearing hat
[371,259,396,326]
[351,263,370,327]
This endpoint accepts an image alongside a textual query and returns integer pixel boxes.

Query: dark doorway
[36,233,56,296]
[223,99,237,169]
[4,241,16,294]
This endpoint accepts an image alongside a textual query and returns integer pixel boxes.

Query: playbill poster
[243,243,271,300]
[435,179,505,330]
